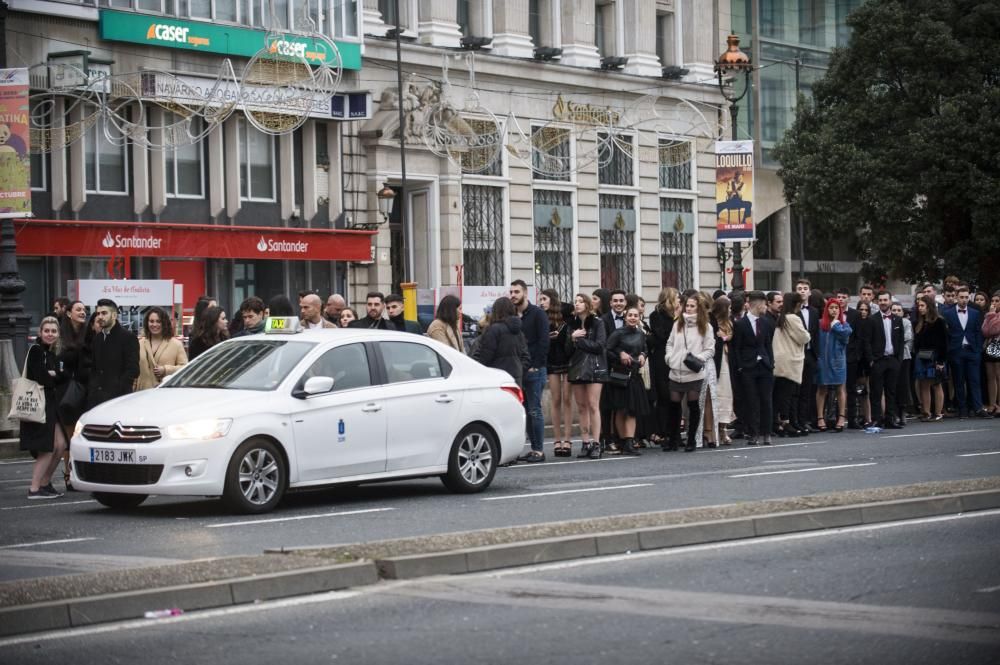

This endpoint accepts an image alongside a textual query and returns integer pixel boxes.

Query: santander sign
[257,236,309,254]
[102,231,164,250]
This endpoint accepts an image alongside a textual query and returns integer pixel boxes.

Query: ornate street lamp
[715,34,753,293]
[376,182,396,224]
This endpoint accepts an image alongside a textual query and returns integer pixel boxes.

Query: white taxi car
[70,320,525,514]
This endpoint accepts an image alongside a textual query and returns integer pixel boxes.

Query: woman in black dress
[56,301,88,489]
[188,306,230,361]
[540,289,574,456]
[648,287,679,446]
[20,317,69,499]
[604,306,650,456]
[567,294,607,459]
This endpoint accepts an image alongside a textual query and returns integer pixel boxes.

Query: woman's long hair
[58,301,87,352]
[915,294,939,332]
[591,288,610,316]
[542,289,563,328]
[573,293,594,320]
[38,316,62,355]
[436,295,461,328]
[710,296,732,337]
[676,295,709,336]
[489,297,517,325]
[779,292,801,331]
[143,306,174,340]
[820,298,845,332]
[655,287,679,318]
[195,306,228,348]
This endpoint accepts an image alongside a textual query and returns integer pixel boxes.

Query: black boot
[622,437,642,456]
[664,401,682,451]
[685,400,701,452]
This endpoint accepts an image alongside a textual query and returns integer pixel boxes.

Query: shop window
[533,189,574,298]
[239,118,276,201]
[331,0,360,37]
[462,184,505,286]
[658,139,692,190]
[85,118,128,195]
[597,132,634,187]
[660,198,694,289]
[136,0,167,12]
[531,125,571,182]
[598,193,635,291]
[165,113,205,198]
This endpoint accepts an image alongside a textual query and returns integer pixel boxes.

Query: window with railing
[533,189,573,298]
[462,184,505,285]
[460,117,503,177]
[658,138,692,190]
[599,193,635,291]
[597,131,634,186]
[660,198,694,289]
[532,125,571,181]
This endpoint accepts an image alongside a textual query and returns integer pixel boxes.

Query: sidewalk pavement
[2,476,999,638]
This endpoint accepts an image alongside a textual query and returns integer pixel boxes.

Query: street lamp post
[715,34,753,293]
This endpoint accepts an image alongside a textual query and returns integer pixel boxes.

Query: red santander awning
[14,219,376,262]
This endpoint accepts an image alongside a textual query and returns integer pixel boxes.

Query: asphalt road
[2,509,998,664]
[1,419,998,583]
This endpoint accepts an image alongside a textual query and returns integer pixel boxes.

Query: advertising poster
[715,140,754,242]
[0,68,31,219]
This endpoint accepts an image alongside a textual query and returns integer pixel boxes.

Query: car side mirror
[293,375,335,399]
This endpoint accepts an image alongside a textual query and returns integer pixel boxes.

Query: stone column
[224,117,241,220]
[622,0,661,77]
[417,0,461,47]
[327,122,343,225]
[149,107,167,216]
[302,121,318,223]
[492,0,533,58]
[69,106,86,214]
[279,132,294,221]
[49,98,67,212]
[681,0,716,80]
[362,0,388,35]
[132,107,150,218]
[773,205,793,292]
[208,121,225,219]
[559,0,600,68]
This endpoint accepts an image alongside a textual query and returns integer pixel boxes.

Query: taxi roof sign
[264,317,302,334]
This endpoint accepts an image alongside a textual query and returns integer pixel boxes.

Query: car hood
[79,388,269,427]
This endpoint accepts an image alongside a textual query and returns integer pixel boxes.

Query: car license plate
[90,448,137,464]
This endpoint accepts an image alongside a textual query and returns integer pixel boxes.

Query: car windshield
[165,340,315,391]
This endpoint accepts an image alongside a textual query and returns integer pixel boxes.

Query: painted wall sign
[551,93,621,126]
[15,220,375,262]
[98,9,362,70]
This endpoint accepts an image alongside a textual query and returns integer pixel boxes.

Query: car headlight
[166,419,233,441]
[73,421,84,439]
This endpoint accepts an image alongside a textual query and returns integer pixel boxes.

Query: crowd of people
[17,277,1000,495]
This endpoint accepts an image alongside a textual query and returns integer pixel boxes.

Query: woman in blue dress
[816,298,853,432]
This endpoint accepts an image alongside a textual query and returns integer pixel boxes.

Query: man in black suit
[795,279,820,430]
[843,285,873,428]
[863,290,905,428]
[730,291,776,446]
[599,290,628,453]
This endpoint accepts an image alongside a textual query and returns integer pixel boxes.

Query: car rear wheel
[223,438,287,514]
[441,424,498,493]
[92,492,148,510]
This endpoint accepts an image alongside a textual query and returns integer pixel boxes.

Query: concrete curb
[3,489,999,638]
[373,489,1000,579]
[0,561,377,639]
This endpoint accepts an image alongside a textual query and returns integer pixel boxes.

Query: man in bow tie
[861,290,905,428]
[599,290,628,453]
[942,284,989,418]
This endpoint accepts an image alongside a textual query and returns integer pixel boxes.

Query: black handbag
[58,379,87,425]
[915,348,935,361]
[681,326,705,373]
[608,366,631,387]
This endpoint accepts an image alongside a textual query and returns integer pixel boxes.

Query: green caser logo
[146,22,210,48]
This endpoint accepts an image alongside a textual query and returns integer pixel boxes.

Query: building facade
[11,0,740,324]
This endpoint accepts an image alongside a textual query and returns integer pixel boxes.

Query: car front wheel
[223,438,287,514]
[441,424,498,493]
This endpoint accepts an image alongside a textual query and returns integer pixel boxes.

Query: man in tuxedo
[863,290,905,428]
[731,291,776,446]
[766,291,783,322]
[599,290,628,453]
[795,279,820,430]
[942,285,990,418]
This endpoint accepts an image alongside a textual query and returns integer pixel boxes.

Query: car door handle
[361,403,382,412]
[435,394,454,403]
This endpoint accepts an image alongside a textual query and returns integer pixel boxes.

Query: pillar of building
[223,117,241,220]
[773,206,793,292]
[681,0,716,80]
[208,121,225,219]
[622,0,661,77]
[302,121,318,223]
[559,0,600,68]
[362,0,388,35]
[279,132,295,221]
[49,98,67,212]
[149,107,167,216]
[492,0,534,58]
[417,0,461,47]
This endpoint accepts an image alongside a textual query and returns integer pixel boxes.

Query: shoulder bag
[915,348,935,361]
[682,326,705,373]
[986,337,1000,360]
[8,346,46,424]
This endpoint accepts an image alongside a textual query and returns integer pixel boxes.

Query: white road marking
[881,429,985,439]
[4,509,999,648]
[0,459,32,465]
[481,483,654,501]
[728,462,877,478]
[0,537,98,550]
[505,457,638,469]
[975,584,1000,593]
[0,500,97,511]
[205,507,394,528]
[697,440,827,452]
[957,451,1000,457]
[0,478,30,484]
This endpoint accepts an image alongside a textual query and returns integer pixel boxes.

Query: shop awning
[14,219,376,262]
